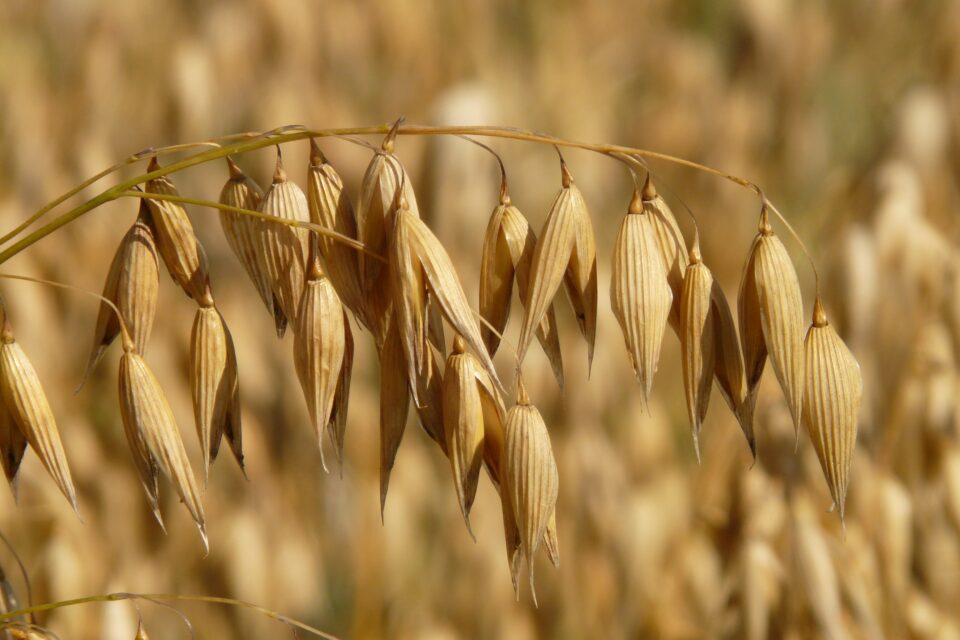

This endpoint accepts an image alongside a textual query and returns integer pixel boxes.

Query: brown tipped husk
[293,259,347,473]
[389,200,430,407]
[0,326,77,511]
[256,153,311,333]
[144,160,212,303]
[307,144,368,330]
[610,201,673,406]
[504,392,559,604]
[190,304,239,480]
[517,165,596,371]
[803,298,862,520]
[84,206,159,381]
[218,159,274,320]
[680,254,716,461]
[119,350,207,550]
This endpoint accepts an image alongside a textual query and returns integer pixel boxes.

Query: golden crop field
[0,1,958,638]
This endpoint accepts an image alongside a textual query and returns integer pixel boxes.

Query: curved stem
[0,123,772,265]
[0,592,342,640]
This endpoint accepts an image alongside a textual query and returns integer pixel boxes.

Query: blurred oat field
[1,1,959,638]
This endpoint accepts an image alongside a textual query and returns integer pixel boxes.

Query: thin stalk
[0,592,341,640]
[0,123,774,265]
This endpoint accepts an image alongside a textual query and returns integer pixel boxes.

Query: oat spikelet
[257,149,310,333]
[219,158,274,322]
[480,189,564,386]
[294,248,347,473]
[498,467,524,599]
[504,379,559,605]
[413,348,447,454]
[741,206,805,436]
[119,347,207,550]
[389,196,430,407]
[83,203,159,382]
[610,190,673,407]
[357,138,419,342]
[307,140,368,329]
[0,321,77,511]
[190,302,241,481]
[0,394,26,498]
[641,175,688,332]
[711,284,756,458]
[443,335,500,536]
[517,160,597,372]
[379,315,410,519]
[328,310,353,472]
[803,297,862,521]
[144,157,212,303]
[679,238,715,462]
[401,209,506,397]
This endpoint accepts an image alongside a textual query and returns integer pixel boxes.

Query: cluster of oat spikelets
[0,126,861,607]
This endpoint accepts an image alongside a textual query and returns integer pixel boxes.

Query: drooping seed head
[679,243,716,462]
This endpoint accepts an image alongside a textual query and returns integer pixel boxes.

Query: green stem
[0,592,342,640]
[0,123,766,265]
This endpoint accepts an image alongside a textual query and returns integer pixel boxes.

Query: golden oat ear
[710,282,756,459]
[378,314,410,521]
[81,201,159,389]
[0,320,78,513]
[641,174,688,335]
[293,247,347,474]
[803,297,862,523]
[610,189,672,410]
[190,302,235,483]
[119,347,207,552]
[679,236,716,462]
[144,156,213,304]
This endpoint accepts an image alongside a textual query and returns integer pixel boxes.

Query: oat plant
[0,120,861,635]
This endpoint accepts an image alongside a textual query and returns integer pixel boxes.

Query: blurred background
[1,0,959,638]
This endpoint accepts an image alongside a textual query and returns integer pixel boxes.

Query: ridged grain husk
[357,143,419,343]
[0,398,26,497]
[306,140,368,330]
[480,190,564,387]
[190,303,243,481]
[803,298,862,520]
[413,348,447,454]
[711,285,756,457]
[119,348,207,550]
[398,208,506,397]
[641,175,688,332]
[144,157,212,303]
[83,203,159,382]
[256,151,310,334]
[0,321,77,511]
[680,241,715,461]
[504,381,559,605]
[517,161,596,372]
[379,314,410,518]
[293,248,347,473]
[442,335,504,536]
[610,191,673,407]
[218,158,274,322]
[739,206,805,435]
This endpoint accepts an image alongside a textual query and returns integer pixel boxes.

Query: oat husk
[679,239,715,462]
[803,297,863,521]
[119,347,207,550]
[0,392,26,498]
[480,190,563,386]
[219,158,275,323]
[83,202,159,383]
[0,321,77,512]
[379,314,410,518]
[504,380,559,605]
[517,160,596,373]
[144,157,212,303]
[256,150,310,334]
[641,174,688,332]
[293,246,347,473]
[610,191,673,407]
[711,284,756,457]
